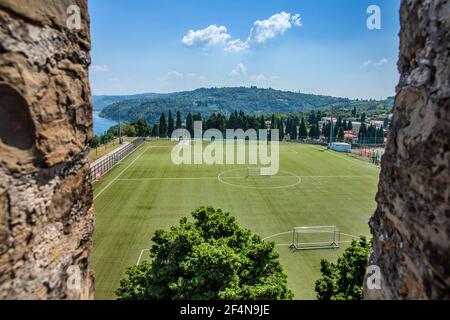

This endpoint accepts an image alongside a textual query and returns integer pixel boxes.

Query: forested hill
[92,93,163,111]
[99,87,394,123]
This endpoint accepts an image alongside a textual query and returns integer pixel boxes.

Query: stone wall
[0,0,94,299]
[365,0,450,299]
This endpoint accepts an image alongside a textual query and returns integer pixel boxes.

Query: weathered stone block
[0,0,94,299]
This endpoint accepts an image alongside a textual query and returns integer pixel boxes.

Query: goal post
[246,167,272,178]
[290,226,340,250]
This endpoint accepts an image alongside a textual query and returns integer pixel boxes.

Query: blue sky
[89,0,401,99]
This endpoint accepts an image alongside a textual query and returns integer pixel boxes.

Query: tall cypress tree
[271,114,276,129]
[151,124,159,137]
[338,127,345,142]
[186,112,194,136]
[159,112,168,138]
[359,123,367,143]
[298,118,308,139]
[278,119,284,141]
[176,111,182,129]
[347,121,353,131]
[168,110,175,137]
[259,115,266,130]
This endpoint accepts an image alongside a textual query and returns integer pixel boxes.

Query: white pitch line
[136,249,150,266]
[118,177,218,181]
[116,175,373,182]
[94,146,150,200]
[340,233,361,239]
[262,231,292,241]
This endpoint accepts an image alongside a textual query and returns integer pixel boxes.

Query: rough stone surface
[0,0,94,299]
[364,0,450,299]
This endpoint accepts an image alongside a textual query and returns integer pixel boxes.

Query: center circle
[217,168,302,190]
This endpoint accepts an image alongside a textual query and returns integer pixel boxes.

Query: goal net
[246,167,272,178]
[291,226,340,250]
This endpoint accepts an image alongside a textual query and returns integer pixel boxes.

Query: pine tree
[298,118,308,139]
[151,124,159,137]
[347,121,353,131]
[259,115,266,130]
[168,110,175,137]
[342,119,348,131]
[361,113,366,124]
[308,111,317,125]
[358,123,367,143]
[186,112,194,136]
[279,119,284,141]
[176,111,182,129]
[159,112,168,138]
[338,127,345,142]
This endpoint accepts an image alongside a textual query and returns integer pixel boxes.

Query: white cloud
[249,12,302,44]
[363,60,373,66]
[161,71,207,82]
[225,39,250,53]
[91,65,109,72]
[250,74,268,82]
[228,63,247,77]
[376,58,388,66]
[181,12,302,54]
[181,25,231,47]
[167,70,184,79]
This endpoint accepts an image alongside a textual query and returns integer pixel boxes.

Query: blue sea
[93,111,117,136]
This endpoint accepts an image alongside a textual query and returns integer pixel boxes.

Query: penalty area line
[136,249,150,266]
[94,146,150,200]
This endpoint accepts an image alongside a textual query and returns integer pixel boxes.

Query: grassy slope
[92,141,379,300]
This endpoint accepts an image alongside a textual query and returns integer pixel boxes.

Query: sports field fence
[90,138,145,181]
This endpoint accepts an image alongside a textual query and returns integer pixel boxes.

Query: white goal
[246,167,272,178]
[290,226,340,250]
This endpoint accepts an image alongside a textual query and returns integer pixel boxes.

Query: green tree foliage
[159,112,168,138]
[298,118,308,139]
[176,110,182,129]
[90,135,102,148]
[360,112,366,124]
[186,112,194,136]
[338,127,345,141]
[99,88,394,125]
[151,124,159,137]
[347,120,353,131]
[259,115,266,130]
[315,237,371,300]
[168,110,175,137]
[133,119,150,137]
[308,124,320,139]
[116,207,293,300]
[278,119,284,141]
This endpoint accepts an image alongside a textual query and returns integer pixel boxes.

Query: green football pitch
[92,140,380,299]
